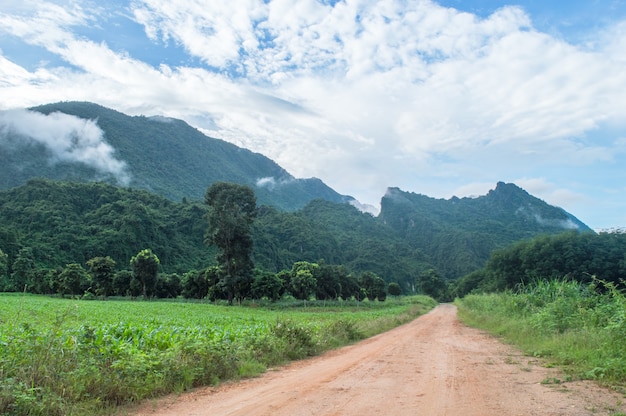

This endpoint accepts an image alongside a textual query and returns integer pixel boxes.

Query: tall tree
[130,248,160,299]
[86,256,116,298]
[205,182,257,304]
[10,247,35,292]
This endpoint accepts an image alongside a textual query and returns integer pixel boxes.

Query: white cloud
[1,0,626,228]
[0,109,130,184]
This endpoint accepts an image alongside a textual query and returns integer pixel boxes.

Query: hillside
[0,180,591,292]
[0,179,429,291]
[0,101,351,211]
[0,101,594,284]
[378,182,592,278]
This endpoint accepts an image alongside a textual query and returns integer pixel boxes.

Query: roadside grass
[0,294,435,416]
[457,279,626,389]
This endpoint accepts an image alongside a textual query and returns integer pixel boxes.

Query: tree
[205,182,257,304]
[10,247,35,292]
[130,248,160,299]
[315,263,342,301]
[155,273,181,298]
[58,263,89,297]
[359,271,386,301]
[86,256,116,298]
[388,282,402,297]
[181,268,211,299]
[338,271,361,300]
[290,261,318,301]
[252,269,284,301]
[418,269,449,301]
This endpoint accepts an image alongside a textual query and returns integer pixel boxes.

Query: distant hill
[0,101,351,211]
[378,182,592,278]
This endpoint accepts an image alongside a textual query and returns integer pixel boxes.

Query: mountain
[0,101,351,211]
[0,179,593,297]
[377,182,592,278]
[0,101,595,284]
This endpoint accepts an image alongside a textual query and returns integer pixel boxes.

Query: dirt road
[129,304,625,415]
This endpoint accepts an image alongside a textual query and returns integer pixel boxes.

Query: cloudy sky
[1,0,625,230]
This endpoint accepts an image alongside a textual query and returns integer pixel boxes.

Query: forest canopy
[0,179,609,301]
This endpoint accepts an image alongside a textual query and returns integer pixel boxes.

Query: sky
[0,0,625,231]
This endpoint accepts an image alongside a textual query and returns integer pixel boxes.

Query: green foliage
[456,231,626,295]
[457,279,626,385]
[180,269,209,299]
[0,294,435,415]
[130,249,160,299]
[0,179,214,278]
[359,271,386,301]
[0,179,600,301]
[289,261,319,301]
[252,268,284,301]
[379,183,590,279]
[314,262,344,300]
[205,182,257,304]
[388,282,402,296]
[417,269,450,302]
[57,263,89,297]
[86,256,116,298]
[0,248,7,284]
[155,273,181,299]
[9,248,35,292]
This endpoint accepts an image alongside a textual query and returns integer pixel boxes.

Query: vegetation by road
[457,278,626,388]
[0,293,435,416]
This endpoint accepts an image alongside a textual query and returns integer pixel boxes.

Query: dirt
[126,304,625,416]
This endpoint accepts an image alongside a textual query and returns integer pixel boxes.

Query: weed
[457,279,626,389]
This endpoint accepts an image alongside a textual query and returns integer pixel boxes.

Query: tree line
[0,248,395,302]
[455,230,626,296]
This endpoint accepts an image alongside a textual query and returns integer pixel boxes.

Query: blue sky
[1,0,625,230]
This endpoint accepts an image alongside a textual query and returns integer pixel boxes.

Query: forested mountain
[0,179,591,295]
[378,182,591,278]
[0,180,428,291]
[0,101,351,211]
[0,101,594,291]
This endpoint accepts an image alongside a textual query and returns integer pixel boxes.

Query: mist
[0,109,130,185]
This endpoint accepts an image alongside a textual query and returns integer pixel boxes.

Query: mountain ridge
[0,101,594,281]
[0,101,352,211]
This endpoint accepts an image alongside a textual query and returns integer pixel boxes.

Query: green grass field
[0,294,436,415]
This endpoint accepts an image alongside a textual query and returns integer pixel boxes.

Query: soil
[126,304,625,416]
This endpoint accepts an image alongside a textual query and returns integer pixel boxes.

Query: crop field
[0,294,436,415]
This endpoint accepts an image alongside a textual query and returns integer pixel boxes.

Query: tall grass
[457,278,626,386]
[0,294,435,415]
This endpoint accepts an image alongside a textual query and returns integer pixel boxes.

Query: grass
[457,278,626,389]
[0,293,436,415]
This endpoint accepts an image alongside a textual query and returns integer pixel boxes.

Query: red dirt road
[128,304,625,415]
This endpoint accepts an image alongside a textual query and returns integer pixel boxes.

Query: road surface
[128,304,625,415]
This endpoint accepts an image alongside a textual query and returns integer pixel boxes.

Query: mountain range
[0,102,592,284]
